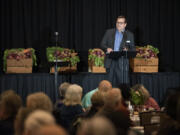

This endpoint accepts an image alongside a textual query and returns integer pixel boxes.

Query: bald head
[34,125,67,135]
[98,80,112,92]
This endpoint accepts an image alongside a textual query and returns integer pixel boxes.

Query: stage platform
[0,72,180,106]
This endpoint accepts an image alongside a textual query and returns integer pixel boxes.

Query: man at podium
[100,15,135,86]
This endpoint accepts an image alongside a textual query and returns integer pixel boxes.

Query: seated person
[157,91,180,135]
[0,90,22,135]
[82,80,112,110]
[55,82,71,109]
[131,84,160,111]
[59,84,84,131]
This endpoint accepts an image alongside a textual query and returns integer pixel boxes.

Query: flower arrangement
[88,48,105,67]
[136,45,159,59]
[130,89,145,105]
[46,47,80,66]
[3,48,37,72]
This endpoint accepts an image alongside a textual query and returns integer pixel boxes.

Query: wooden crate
[7,67,32,73]
[130,58,158,73]
[6,59,33,73]
[7,59,33,67]
[50,66,77,73]
[132,66,158,73]
[91,66,106,73]
[88,60,106,73]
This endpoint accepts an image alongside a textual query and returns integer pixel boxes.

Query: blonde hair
[27,92,53,112]
[63,84,83,106]
[24,110,55,135]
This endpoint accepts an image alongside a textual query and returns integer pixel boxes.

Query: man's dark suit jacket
[100,28,135,68]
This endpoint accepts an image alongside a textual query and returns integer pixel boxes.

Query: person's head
[34,125,67,135]
[24,110,56,135]
[59,82,71,100]
[0,90,22,120]
[15,107,34,135]
[116,16,127,32]
[64,84,83,106]
[104,88,122,111]
[77,116,116,135]
[131,84,150,102]
[91,91,105,110]
[98,80,112,92]
[26,92,53,112]
[165,91,180,122]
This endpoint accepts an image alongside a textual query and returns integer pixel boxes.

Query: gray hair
[59,82,71,99]
[63,84,83,106]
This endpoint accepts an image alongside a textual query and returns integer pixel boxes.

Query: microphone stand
[123,42,130,84]
[54,32,59,100]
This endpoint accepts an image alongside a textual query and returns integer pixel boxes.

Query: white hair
[63,84,83,106]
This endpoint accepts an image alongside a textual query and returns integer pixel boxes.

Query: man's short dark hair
[117,15,127,23]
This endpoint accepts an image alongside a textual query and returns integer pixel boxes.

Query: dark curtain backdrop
[1,0,180,72]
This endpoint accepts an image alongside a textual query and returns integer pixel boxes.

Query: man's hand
[123,47,128,51]
[107,48,113,53]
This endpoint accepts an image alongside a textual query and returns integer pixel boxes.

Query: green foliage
[147,45,159,54]
[70,56,80,66]
[130,89,145,105]
[88,49,105,67]
[46,47,80,66]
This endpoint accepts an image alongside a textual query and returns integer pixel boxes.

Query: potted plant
[46,47,80,72]
[130,45,159,73]
[3,48,37,73]
[130,89,145,112]
[88,48,106,73]
[136,45,159,59]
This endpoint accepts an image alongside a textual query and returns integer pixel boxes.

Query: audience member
[59,84,84,130]
[55,82,71,109]
[26,92,53,112]
[156,91,180,135]
[131,84,160,111]
[82,80,112,109]
[0,90,22,135]
[34,125,67,135]
[14,107,33,135]
[77,116,117,135]
[85,91,105,118]
[24,110,56,135]
[97,88,131,135]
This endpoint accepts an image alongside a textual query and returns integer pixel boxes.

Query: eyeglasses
[116,22,125,25]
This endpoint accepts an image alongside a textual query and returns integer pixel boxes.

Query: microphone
[54,32,59,36]
[125,40,131,50]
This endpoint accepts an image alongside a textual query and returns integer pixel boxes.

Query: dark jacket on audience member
[59,104,84,130]
[0,117,14,135]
